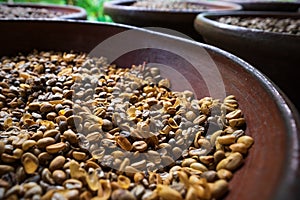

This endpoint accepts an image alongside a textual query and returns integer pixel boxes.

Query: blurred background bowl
[103,0,242,40]
[194,11,300,111]
[221,0,300,12]
[0,2,87,20]
[0,19,300,200]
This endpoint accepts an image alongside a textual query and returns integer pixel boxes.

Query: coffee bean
[52,170,67,185]
[37,137,56,149]
[46,142,67,154]
[21,152,39,174]
[49,156,66,171]
[40,102,54,113]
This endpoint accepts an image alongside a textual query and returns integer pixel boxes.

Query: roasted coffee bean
[237,135,254,149]
[21,152,39,174]
[49,156,65,171]
[63,129,78,144]
[46,142,67,154]
[37,137,56,149]
[22,140,36,151]
[217,135,236,145]
[156,184,182,200]
[28,102,41,111]
[52,170,67,184]
[217,169,233,181]
[209,179,229,199]
[190,163,208,172]
[43,129,60,138]
[40,102,54,113]
[116,136,132,151]
[216,152,243,171]
[182,158,197,167]
[38,152,53,164]
[229,143,248,154]
[72,151,86,161]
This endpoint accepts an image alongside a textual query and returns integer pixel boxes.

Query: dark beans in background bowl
[131,0,210,11]
[0,4,64,19]
[103,0,242,41]
[221,0,300,12]
[217,16,300,35]
[0,3,87,20]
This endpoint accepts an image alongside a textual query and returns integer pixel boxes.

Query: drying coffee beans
[218,16,300,35]
[132,0,208,11]
[0,5,64,19]
[0,50,254,199]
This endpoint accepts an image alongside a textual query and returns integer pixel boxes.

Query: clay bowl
[103,0,241,40]
[0,19,300,200]
[0,2,87,20]
[194,11,300,111]
[222,0,300,12]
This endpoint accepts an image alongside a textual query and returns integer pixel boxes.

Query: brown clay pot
[0,19,300,200]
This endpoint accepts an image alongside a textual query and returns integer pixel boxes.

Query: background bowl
[221,0,300,12]
[103,0,241,40]
[0,19,300,200]
[0,2,87,20]
[194,11,300,111]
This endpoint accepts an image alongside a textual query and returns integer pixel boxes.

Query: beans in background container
[0,4,64,19]
[132,0,209,11]
[218,16,300,35]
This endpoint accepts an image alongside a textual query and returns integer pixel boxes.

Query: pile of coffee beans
[0,50,254,199]
[132,0,208,11]
[218,16,300,35]
[0,5,64,19]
